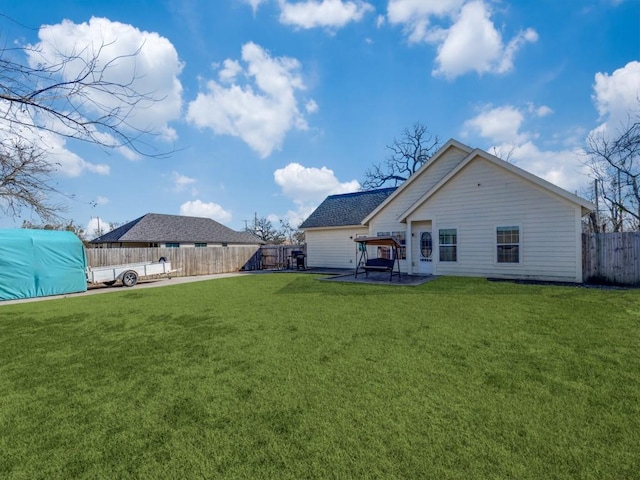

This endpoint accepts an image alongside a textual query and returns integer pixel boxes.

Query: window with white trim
[420,232,433,262]
[376,231,391,259]
[497,226,520,263]
[439,229,457,262]
[375,231,406,259]
[392,231,406,259]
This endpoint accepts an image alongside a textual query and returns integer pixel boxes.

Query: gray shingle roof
[299,188,397,229]
[90,213,264,245]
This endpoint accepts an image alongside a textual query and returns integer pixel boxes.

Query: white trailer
[86,259,176,287]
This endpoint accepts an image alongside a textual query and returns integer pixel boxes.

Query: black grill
[291,250,306,270]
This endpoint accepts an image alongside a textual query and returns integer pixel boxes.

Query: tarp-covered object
[0,229,87,301]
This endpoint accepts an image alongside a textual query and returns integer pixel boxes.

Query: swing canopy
[354,236,401,247]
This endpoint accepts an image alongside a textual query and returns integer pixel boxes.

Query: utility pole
[91,216,102,237]
[594,179,600,233]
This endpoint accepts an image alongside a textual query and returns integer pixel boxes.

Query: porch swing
[354,236,402,281]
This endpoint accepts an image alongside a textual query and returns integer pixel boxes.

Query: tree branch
[362,122,440,190]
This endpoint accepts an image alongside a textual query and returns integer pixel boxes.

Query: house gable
[399,149,595,222]
[363,139,473,229]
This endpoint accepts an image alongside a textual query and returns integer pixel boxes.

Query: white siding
[305,227,367,268]
[368,146,468,235]
[367,147,468,274]
[407,158,582,282]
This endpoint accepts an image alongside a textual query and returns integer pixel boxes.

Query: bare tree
[0,142,65,221]
[362,122,440,190]
[279,219,305,244]
[584,118,640,231]
[22,218,86,240]
[0,22,169,221]
[490,144,516,164]
[246,215,285,244]
[0,39,163,155]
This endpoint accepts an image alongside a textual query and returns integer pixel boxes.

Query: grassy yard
[0,274,638,479]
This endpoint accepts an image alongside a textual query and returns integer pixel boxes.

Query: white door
[418,230,433,275]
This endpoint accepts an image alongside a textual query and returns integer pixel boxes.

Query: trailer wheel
[122,270,138,287]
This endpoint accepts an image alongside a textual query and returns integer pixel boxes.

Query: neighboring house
[300,139,595,283]
[90,213,264,248]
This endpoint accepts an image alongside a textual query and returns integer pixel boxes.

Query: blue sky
[0,0,638,237]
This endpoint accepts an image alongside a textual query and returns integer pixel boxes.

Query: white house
[300,139,595,283]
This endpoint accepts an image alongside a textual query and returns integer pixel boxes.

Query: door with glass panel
[418,230,433,275]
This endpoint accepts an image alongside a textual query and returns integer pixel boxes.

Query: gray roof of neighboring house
[300,187,397,229]
[90,213,264,245]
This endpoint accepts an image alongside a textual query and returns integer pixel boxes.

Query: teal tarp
[0,229,87,301]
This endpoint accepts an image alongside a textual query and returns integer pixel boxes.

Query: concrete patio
[269,266,437,286]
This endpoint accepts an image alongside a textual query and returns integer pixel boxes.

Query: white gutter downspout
[406,221,413,275]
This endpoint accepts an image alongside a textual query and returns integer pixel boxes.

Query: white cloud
[187,42,314,158]
[180,200,232,223]
[497,28,538,74]
[433,1,537,79]
[387,0,463,43]
[274,162,360,203]
[507,142,589,193]
[28,17,184,146]
[278,0,374,30]
[530,104,553,117]
[219,59,243,83]
[279,204,319,229]
[0,101,111,177]
[376,14,386,28]
[273,162,360,229]
[45,133,111,177]
[305,99,319,113]
[171,171,196,192]
[463,103,588,192]
[95,196,109,206]
[243,0,268,13]
[86,217,113,239]
[463,105,528,144]
[387,0,536,79]
[592,61,640,134]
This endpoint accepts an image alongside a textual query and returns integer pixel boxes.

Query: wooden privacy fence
[85,244,305,277]
[86,246,260,277]
[245,245,306,271]
[583,232,640,285]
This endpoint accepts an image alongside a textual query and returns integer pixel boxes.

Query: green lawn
[0,275,638,479]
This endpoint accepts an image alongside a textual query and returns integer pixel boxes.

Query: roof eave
[301,224,365,231]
